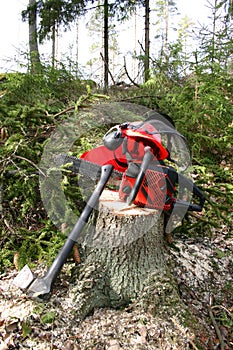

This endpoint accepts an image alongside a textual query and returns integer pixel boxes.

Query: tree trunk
[103,0,109,91]
[51,21,57,68]
[28,0,41,73]
[211,0,218,73]
[164,0,169,67]
[72,190,171,319]
[144,0,150,82]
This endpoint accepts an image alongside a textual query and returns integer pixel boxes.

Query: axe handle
[39,164,113,291]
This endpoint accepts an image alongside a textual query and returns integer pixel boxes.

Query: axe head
[13,265,35,290]
[13,264,51,300]
[27,277,51,299]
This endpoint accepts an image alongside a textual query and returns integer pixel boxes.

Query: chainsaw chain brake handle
[27,164,114,299]
[127,146,154,206]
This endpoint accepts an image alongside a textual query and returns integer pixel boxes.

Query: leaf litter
[0,229,233,350]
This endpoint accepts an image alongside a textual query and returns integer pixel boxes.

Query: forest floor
[0,225,233,350]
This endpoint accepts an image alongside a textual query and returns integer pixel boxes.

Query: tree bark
[144,0,150,82]
[51,21,58,68]
[103,0,109,91]
[72,190,169,319]
[28,0,41,73]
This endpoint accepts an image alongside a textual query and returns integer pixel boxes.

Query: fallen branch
[13,155,46,177]
[212,305,233,319]
[3,219,15,234]
[188,212,210,223]
[117,94,154,101]
[53,106,74,119]
[208,307,225,350]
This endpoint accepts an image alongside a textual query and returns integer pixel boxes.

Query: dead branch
[53,106,75,119]
[138,40,145,54]
[117,95,154,101]
[212,305,233,319]
[138,40,163,72]
[13,155,46,177]
[100,52,116,85]
[188,212,208,222]
[208,307,225,350]
[123,57,140,87]
[117,95,160,110]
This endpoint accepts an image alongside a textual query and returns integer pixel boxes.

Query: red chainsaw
[64,113,205,216]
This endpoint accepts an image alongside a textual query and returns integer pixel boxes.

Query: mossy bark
[72,190,178,319]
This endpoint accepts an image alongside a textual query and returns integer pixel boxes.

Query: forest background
[0,0,208,82]
[0,0,232,346]
[0,0,232,284]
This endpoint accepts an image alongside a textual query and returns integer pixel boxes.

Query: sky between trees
[0,0,210,77]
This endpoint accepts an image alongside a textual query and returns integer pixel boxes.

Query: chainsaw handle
[188,182,206,211]
[127,146,154,205]
[176,174,205,212]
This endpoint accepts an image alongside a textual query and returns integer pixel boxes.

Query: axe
[14,164,113,299]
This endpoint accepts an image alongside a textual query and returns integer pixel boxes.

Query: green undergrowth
[173,159,233,239]
[0,66,232,272]
[0,221,67,271]
[0,69,108,272]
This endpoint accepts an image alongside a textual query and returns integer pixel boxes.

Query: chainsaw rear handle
[175,173,205,212]
[27,164,113,298]
[127,146,154,205]
[188,182,206,212]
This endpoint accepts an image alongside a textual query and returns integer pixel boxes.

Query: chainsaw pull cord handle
[103,125,124,151]
[127,146,154,206]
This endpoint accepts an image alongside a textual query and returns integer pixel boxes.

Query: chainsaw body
[119,164,176,211]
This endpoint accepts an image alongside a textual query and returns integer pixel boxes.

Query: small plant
[40,311,56,325]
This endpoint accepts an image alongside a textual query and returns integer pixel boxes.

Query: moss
[135,269,180,316]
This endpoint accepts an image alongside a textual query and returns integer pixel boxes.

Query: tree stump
[72,189,173,319]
